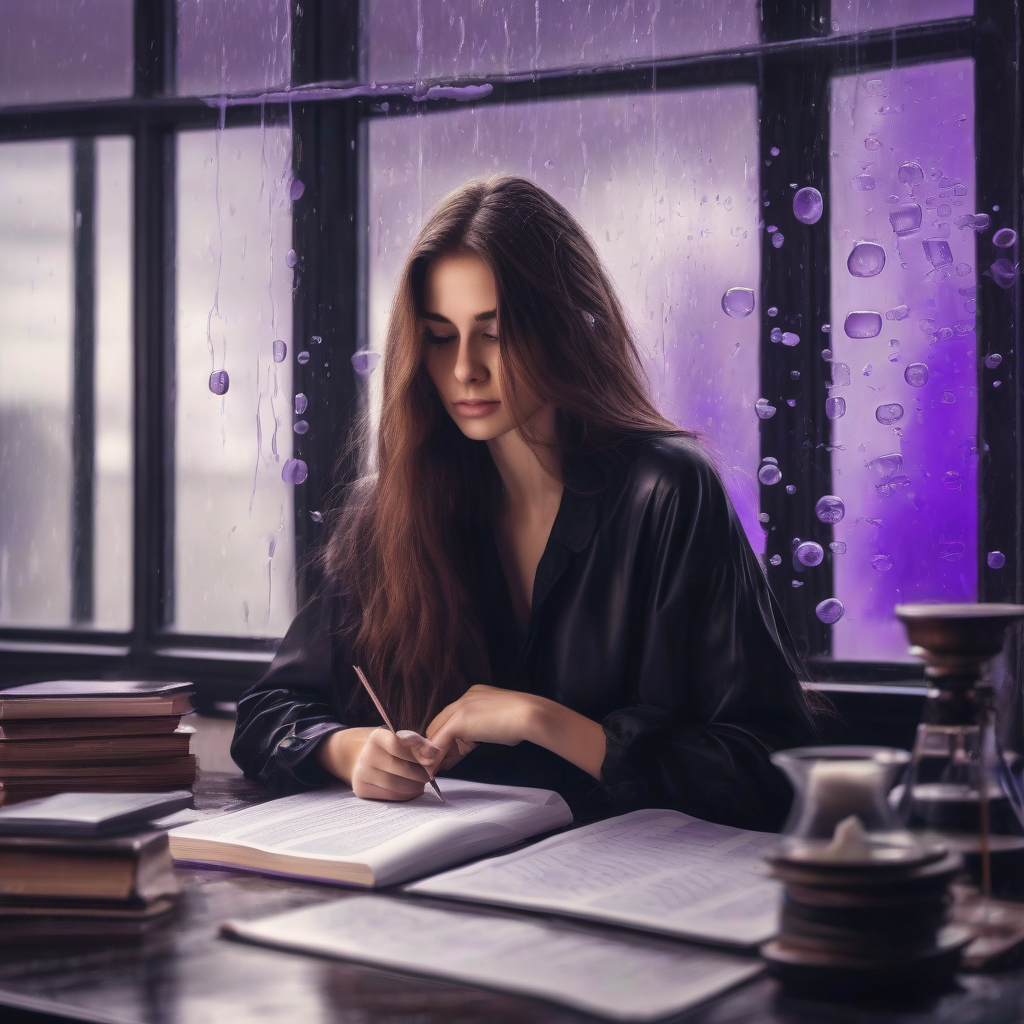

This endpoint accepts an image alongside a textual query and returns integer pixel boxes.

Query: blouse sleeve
[597,446,818,832]
[230,591,350,795]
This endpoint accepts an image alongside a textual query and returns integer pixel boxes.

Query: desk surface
[1,772,1024,1024]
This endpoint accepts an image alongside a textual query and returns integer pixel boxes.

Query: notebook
[169,779,572,888]
[0,681,193,720]
[408,808,782,949]
[222,895,763,1022]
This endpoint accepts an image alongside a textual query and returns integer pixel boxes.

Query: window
[0,1,1019,698]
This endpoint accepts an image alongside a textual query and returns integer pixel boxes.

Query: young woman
[231,176,817,830]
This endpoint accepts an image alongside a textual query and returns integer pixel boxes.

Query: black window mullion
[71,138,97,625]
[975,0,1023,605]
[758,2,834,660]
[131,0,176,658]
[291,0,362,605]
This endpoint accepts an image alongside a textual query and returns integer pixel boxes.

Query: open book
[408,808,781,949]
[169,780,572,888]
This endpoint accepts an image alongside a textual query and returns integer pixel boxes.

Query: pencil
[353,665,446,803]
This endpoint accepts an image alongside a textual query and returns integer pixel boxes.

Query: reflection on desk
[1,772,1023,1024]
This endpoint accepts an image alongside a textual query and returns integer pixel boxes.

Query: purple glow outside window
[829,61,978,661]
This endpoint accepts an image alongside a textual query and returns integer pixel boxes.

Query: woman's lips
[452,400,500,418]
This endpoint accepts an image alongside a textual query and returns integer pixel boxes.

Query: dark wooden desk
[2,773,1024,1024]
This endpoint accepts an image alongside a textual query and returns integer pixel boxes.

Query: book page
[170,780,572,887]
[223,895,762,1022]
[408,809,781,947]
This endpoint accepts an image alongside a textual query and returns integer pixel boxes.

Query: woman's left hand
[425,684,543,771]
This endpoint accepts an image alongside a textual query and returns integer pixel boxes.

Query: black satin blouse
[231,436,818,830]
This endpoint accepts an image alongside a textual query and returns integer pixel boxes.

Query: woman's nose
[453,337,487,384]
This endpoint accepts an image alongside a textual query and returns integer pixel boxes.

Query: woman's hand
[425,685,540,770]
[425,684,607,779]
[316,726,443,801]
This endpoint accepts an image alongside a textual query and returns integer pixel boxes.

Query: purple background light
[830,61,978,661]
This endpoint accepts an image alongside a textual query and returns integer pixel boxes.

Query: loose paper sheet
[408,808,781,947]
[222,895,762,1022]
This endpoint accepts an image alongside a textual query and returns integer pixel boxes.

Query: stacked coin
[761,817,972,992]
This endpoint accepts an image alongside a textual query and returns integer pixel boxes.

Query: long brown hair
[324,176,682,730]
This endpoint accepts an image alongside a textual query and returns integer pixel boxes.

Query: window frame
[0,0,1018,705]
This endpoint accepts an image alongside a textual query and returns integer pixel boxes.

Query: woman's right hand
[316,726,442,801]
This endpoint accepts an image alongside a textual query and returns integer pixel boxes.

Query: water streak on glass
[176,0,290,96]
[0,0,133,106]
[367,0,758,83]
[829,61,977,661]
[175,126,295,636]
[368,88,765,552]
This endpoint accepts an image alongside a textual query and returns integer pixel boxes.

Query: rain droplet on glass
[922,239,953,269]
[815,495,846,524]
[759,512,770,522]
[281,458,308,485]
[956,262,972,277]
[904,362,930,387]
[310,510,323,523]
[755,398,777,419]
[825,396,846,419]
[885,304,910,321]
[972,213,991,232]
[821,323,831,334]
[767,306,779,318]
[850,174,875,192]
[722,287,755,318]
[875,403,905,425]
[209,370,229,395]
[770,554,782,566]
[544,159,555,169]
[767,225,778,234]
[889,204,922,236]
[985,353,1002,369]
[786,484,797,494]
[864,136,881,151]
[793,187,824,223]
[830,541,847,554]
[770,146,780,156]
[898,161,925,185]
[848,241,886,278]
[790,370,801,380]
[786,399,796,407]
[844,311,883,338]
[351,349,381,376]
[942,390,956,404]
[988,551,1006,569]
[943,470,961,490]
[294,393,308,414]
[791,580,804,588]
[862,364,874,376]
[993,228,1018,248]
[781,332,800,347]
[289,178,306,201]
[285,249,299,268]
[796,541,825,567]
[816,598,845,624]
[297,351,310,365]
[830,362,851,387]
[871,554,893,572]
[758,464,783,485]
[272,340,287,362]
[771,327,783,343]
[991,259,1016,289]
[771,232,785,249]
[293,419,310,435]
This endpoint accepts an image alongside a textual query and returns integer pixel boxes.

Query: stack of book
[0,680,196,805]
[0,791,191,941]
